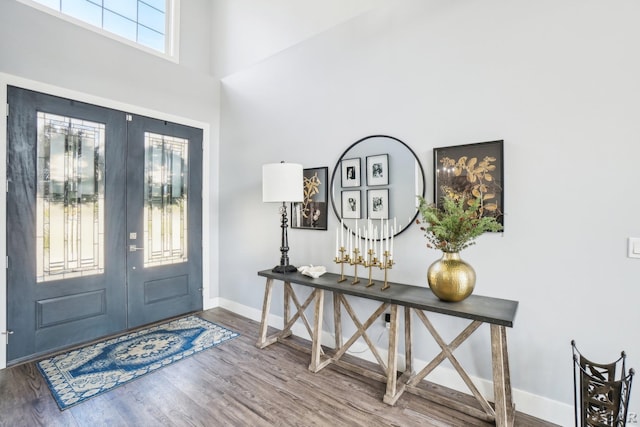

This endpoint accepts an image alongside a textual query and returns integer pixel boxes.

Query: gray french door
[6,87,202,364]
[125,115,202,328]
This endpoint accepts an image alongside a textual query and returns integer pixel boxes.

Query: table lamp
[262,161,304,273]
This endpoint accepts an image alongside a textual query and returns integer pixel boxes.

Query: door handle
[2,330,14,344]
[129,245,145,252]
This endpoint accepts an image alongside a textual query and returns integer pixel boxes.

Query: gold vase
[427,252,476,302]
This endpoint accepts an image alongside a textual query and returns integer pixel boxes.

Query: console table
[256,269,519,426]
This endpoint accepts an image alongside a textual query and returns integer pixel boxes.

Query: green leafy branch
[417,194,503,253]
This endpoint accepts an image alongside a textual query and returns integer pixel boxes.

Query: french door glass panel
[36,112,105,282]
[143,132,189,267]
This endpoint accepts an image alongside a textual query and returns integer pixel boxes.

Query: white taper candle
[374,227,378,255]
[364,229,368,254]
[386,219,389,253]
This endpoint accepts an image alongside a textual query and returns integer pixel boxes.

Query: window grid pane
[103,10,137,42]
[141,0,164,12]
[103,0,137,20]
[61,0,102,28]
[32,0,168,53]
[138,1,164,33]
[137,24,164,52]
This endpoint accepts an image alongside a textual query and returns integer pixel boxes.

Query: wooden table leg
[256,278,274,348]
[404,306,412,375]
[491,324,514,427]
[383,304,399,404]
[309,289,325,372]
[283,281,291,337]
[333,292,342,350]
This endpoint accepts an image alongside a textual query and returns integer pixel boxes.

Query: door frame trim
[0,73,217,369]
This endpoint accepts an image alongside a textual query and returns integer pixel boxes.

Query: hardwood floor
[0,308,559,427]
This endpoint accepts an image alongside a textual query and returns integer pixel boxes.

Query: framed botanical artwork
[341,158,361,188]
[367,189,389,219]
[291,167,328,230]
[341,190,361,219]
[366,154,389,186]
[433,140,504,226]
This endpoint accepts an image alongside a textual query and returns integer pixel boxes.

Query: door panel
[125,115,202,328]
[6,86,127,363]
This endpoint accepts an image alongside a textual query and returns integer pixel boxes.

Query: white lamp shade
[262,162,304,202]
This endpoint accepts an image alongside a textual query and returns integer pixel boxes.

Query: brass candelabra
[334,219,396,290]
[349,248,363,285]
[334,246,349,283]
[363,248,378,287]
[379,251,394,291]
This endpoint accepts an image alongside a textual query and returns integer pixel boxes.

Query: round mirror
[330,135,425,237]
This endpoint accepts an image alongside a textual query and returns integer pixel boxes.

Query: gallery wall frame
[366,154,389,186]
[291,167,328,230]
[367,188,389,219]
[341,190,361,219]
[433,139,504,226]
[341,157,361,188]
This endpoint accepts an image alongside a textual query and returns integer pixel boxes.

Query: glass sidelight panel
[143,132,189,267]
[36,112,106,282]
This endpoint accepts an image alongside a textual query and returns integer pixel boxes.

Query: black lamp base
[272,201,298,275]
[272,264,298,274]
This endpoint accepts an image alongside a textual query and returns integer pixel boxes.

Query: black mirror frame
[329,134,425,239]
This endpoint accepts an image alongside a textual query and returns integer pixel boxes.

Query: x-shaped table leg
[311,294,389,373]
[256,279,323,351]
[408,309,495,418]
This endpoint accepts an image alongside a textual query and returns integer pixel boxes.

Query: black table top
[258,269,518,327]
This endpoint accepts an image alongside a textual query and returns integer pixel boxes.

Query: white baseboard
[204,296,219,311]
[214,297,572,426]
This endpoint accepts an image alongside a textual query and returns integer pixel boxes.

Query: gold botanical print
[439,155,501,217]
[301,172,321,220]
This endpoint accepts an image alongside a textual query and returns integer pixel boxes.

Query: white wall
[210,0,385,77]
[0,0,221,366]
[218,0,640,424]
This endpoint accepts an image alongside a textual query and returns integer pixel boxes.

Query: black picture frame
[433,140,504,226]
[291,167,329,230]
[341,190,361,219]
[367,188,389,219]
[341,157,361,188]
[366,153,389,186]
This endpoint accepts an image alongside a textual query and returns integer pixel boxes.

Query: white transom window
[19,0,179,59]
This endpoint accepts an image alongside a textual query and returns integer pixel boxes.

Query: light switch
[627,238,640,258]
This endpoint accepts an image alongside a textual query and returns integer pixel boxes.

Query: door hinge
[5,256,8,269]
[6,103,8,117]
[126,114,133,122]
[1,330,14,344]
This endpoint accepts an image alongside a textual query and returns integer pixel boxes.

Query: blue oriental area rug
[37,316,239,410]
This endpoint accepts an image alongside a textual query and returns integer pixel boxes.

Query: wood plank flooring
[0,308,559,427]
